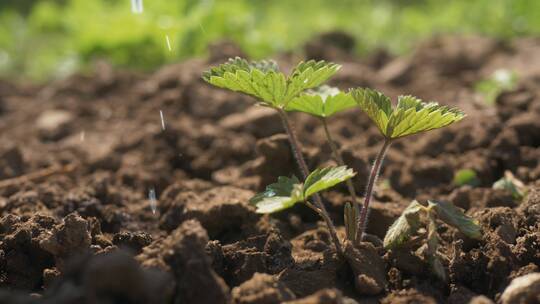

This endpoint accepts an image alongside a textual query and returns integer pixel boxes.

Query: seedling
[351,88,465,244]
[453,168,480,187]
[203,57,348,253]
[285,85,361,241]
[493,170,527,201]
[475,69,518,105]
[384,200,482,280]
[204,58,467,256]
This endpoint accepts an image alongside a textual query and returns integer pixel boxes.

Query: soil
[0,33,539,303]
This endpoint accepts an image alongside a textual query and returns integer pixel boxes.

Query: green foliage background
[1,0,540,80]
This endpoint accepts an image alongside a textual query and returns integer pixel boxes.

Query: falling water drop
[148,187,157,215]
[131,0,143,14]
[165,35,172,52]
[159,110,166,130]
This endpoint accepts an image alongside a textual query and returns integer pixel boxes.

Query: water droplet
[165,35,172,52]
[131,0,143,14]
[159,110,166,130]
[148,187,157,215]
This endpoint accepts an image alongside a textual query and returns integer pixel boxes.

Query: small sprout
[205,58,345,253]
[351,88,465,139]
[453,168,480,187]
[344,202,358,241]
[383,200,424,249]
[203,57,340,109]
[250,166,355,214]
[351,87,465,243]
[384,200,481,280]
[493,170,526,201]
[285,85,356,118]
[475,69,518,105]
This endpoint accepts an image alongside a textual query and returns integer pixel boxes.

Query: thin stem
[277,109,343,254]
[321,118,360,222]
[356,138,392,245]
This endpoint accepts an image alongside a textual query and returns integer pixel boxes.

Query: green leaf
[285,86,356,117]
[428,200,482,239]
[249,176,304,214]
[351,88,465,139]
[383,200,425,249]
[492,171,526,200]
[203,57,340,108]
[303,166,356,199]
[453,169,480,187]
[250,166,355,214]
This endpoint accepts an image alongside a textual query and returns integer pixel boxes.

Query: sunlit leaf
[428,200,481,239]
[303,166,356,199]
[250,166,354,214]
[203,57,340,108]
[285,85,356,117]
[249,176,304,214]
[383,200,425,249]
[283,61,341,103]
[351,88,465,139]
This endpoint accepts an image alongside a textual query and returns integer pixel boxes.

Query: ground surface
[0,34,539,303]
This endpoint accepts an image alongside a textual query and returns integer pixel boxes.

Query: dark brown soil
[0,34,539,303]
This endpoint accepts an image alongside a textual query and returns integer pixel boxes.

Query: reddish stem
[277,109,343,254]
[355,138,392,245]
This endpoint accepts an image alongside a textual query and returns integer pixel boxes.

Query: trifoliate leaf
[285,86,356,118]
[428,200,482,239]
[492,171,526,201]
[250,176,304,214]
[203,57,340,108]
[303,166,356,199]
[383,200,425,249]
[283,61,342,102]
[351,88,465,139]
[453,169,480,187]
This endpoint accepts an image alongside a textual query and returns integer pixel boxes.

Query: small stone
[36,109,74,140]
[501,272,540,304]
[232,273,295,304]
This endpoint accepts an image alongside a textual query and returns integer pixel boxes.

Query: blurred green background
[1,0,539,80]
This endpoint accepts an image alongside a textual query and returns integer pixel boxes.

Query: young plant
[384,200,482,280]
[203,57,347,253]
[493,170,527,201]
[453,168,480,187]
[475,69,518,105]
[351,88,465,244]
[285,85,361,242]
